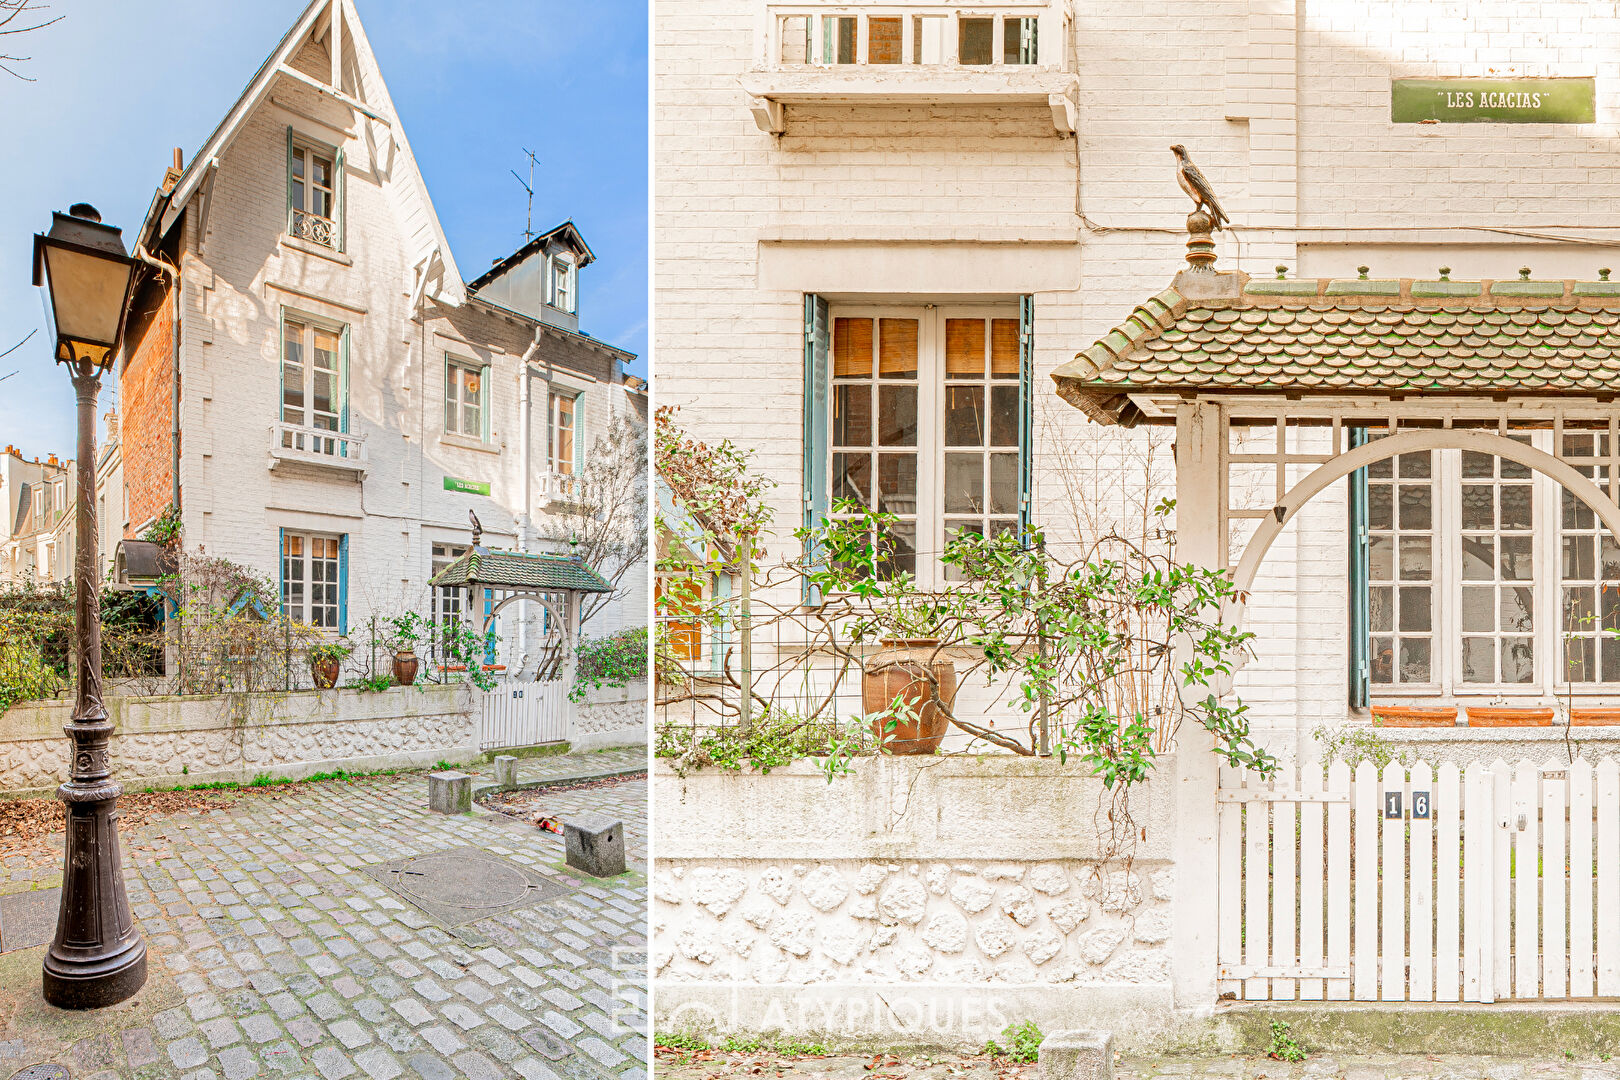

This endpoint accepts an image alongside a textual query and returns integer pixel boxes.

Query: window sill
[279,234,352,266]
[439,433,500,455]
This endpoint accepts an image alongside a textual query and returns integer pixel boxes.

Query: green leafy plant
[436,618,501,692]
[434,759,454,772]
[655,1032,709,1052]
[139,502,183,545]
[571,625,648,701]
[344,671,395,694]
[309,640,355,665]
[656,712,869,779]
[1267,1020,1305,1063]
[984,1021,1043,1063]
[386,610,427,654]
[1313,723,1413,771]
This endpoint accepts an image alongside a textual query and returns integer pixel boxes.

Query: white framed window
[828,304,1022,589]
[778,11,1039,67]
[288,135,340,248]
[444,356,488,440]
[550,255,575,314]
[52,480,64,521]
[282,316,344,432]
[431,541,468,633]
[1365,428,1620,699]
[547,390,578,475]
[281,531,343,630]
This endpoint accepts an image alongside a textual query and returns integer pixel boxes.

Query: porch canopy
[1052,238,1620,709]
[430,542,611,678]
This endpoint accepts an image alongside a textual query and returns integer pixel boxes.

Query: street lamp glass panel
[41,242,134,351]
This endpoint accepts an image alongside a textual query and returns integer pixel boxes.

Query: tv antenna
[511,148,539,242]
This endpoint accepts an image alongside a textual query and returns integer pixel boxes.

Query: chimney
[162,147,184,195]
[46,454,58,467]
[104,409,120,444]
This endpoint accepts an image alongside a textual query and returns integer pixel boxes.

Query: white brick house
[114,0,646,668]
[655,0,1620,755]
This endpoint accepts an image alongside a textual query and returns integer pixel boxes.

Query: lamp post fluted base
[42,719,147,1010]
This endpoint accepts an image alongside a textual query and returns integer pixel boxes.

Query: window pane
[1501,587,1534,631]
[1500,485,1532,530]
[833,385,872,446]
[1565,536,1596,580]
[944,453,983,514]
[1461,485,1494,530]
[878,386,917,446]
[1605,536,1620,579]
[1461,637,1494,682]
[1371,636,1393,683]
[1503,638,1534,682]
[1399,638,1431,682]
[1398,535,1431,580]
[779,15,810,63]
[1398,452,1432,478]
[1462,451,1494,478]
[959,17,993,63]
[1368,535,1392,581]
[990,385,1019,447]
[1003,16,1037,64]
[880,521,916,579]
[464,403,480,436]
[1604,636,1620,682]
[945,319,984,376]
[1500,536,1533,580]
[1461,537,1494,580]
[879,319,918,378]
[1368,455,1393,479]
[1398,485,1432,530]
[989,453,1019,515]
[1370,586,1394,633]
[828,15,856,63]
[990,319,1020,377]
[1398,586,1431,632]
[833,453,872,506]
[834,318,873,377]
[1565,586,1597,631]
[869,17,902,63]
[944,386,985,446]
[1368,485,1393,530]
[876,453,917,511]
[1461,587,1494,632]
[1567,636,1596,682]
[1565,488,1595,530]
[913,15,945,63]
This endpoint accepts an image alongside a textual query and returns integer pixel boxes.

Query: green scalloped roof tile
[1324,280,1402,296]
[1411,280,1483,297]
[1573,282,1620,296]
[1245,279,1320,296]
[1491,281,1565,297]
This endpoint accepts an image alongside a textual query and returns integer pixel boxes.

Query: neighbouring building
[0,446,74,585]
[652,0,1620,1039]
[112,0,646,670]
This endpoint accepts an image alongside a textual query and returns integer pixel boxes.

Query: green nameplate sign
[1392,77,1595,124]
[443,476,490,496]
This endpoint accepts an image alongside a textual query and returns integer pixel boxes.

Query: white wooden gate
[1218,757,1620,1002]
[480,679,567,751]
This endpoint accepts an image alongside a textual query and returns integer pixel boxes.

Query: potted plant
[809,502,960,756]
[386,611,426,686]
[308,639,352,690]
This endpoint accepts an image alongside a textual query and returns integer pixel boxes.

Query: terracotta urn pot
[862,638,957,755]
[1570,707,1620,726]
[392,650,419,687]
[1465,705,1554,728]
[311,656,341,690]
[1371,705,1457,728]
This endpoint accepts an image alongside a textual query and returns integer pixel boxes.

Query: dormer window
[550,255,575,314]
[286,129,344,250]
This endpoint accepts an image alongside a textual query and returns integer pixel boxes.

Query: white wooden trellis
[1217,757,1620,1002]
[480,679,568,751]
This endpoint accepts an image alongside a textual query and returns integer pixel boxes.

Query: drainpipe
[134,244,181,517]
[515,327,542,670]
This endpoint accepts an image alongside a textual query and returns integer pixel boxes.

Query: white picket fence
[1218,757,1620,1002]
[479,679,568,751]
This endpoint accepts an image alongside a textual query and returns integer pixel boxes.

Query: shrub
[571,625,648,702]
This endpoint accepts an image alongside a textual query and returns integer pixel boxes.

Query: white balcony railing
[268,422,366,474]
[288,208,337,248]
[745,0,1077,133]
[536,470,589,511]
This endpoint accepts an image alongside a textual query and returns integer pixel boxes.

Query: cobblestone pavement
[459,747,647,791]
[655,1048,1620,1080]
[0,762,647,1080]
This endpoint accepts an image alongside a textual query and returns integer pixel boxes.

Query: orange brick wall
[120,281,175,536]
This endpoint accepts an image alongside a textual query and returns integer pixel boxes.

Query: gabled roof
[467,221,596,294]
[143,0,466,305]
[430,546,612,593]
[1053,268,1620,426]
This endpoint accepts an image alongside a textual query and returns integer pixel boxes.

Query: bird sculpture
[1171,144,1229,229]
[469,509,483,547]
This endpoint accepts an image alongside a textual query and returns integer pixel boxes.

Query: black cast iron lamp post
[31,203,147,1007]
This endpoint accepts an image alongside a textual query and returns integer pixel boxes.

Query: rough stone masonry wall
[571,680,649,752]
[653,755,1180,1048]
[0,684,477,798]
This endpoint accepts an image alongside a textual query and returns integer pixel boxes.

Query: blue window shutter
[339,325,351,436]
[277,306,289,423]
[285,128,295,230]
[1348,426,1370,708]
[483,589,497,665]
[802,294,830,606]
[481,364,492,443]
[338,534,349,636]
[573,393,586,474]
[278,527,288,618]
[335,146,346,253]
[1018,295,1035,544]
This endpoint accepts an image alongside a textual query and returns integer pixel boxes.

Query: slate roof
[1053,269,1620,426]
[430,547,612,593]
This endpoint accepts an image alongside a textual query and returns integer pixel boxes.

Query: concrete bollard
[494,755,518,787]
[1038,1030,1113,1080]
[428,771,472,814]
[564,812,626,877]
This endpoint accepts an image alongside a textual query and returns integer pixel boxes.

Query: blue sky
[0,0,647,460]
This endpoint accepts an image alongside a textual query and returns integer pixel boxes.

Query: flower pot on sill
[392,649,419,687]
[1571,707,1620,726]
[1465,706,1554,728]
[1371,705,1458,728]
[311,656,341,690]
[862,638,956,756]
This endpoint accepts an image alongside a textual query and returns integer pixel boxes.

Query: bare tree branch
[0,328,37,363]
[0,0,61,81]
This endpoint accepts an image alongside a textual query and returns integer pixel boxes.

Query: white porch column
[1169,398,1224,1015]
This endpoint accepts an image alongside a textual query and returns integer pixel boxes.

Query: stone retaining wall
[653,755,1180,1048]
[571,680,648,752]
[0,684,477,798]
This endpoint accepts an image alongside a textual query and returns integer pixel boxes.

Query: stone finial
[1357,265,1370,280]
[1184,210,1217,273]
[1275,265,1288,280]
[1520,267,1532,280]
[1602,268,1612,282]
[1439,267,1451,281]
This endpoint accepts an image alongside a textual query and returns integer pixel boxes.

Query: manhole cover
[361,846,567,927]
[0,890,59,954]
[10,1065,70,1080]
